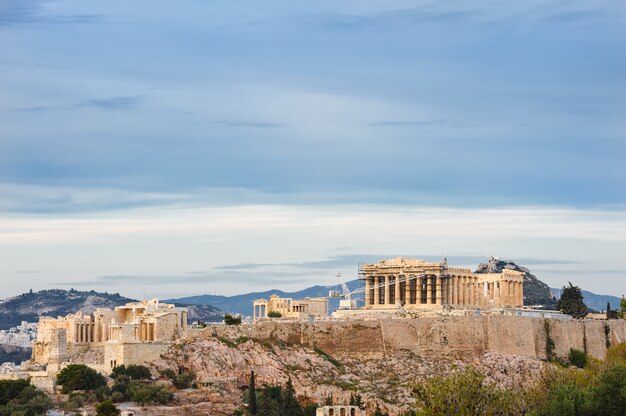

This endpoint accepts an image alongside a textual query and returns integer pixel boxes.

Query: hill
[475,257,557,308]
[0,289,223,330]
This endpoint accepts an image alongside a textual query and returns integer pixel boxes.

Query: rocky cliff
[475,257,557,307]
[147,333,544,416]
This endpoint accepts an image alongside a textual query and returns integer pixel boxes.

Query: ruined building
[32,299,187,374]
[360,257,524,309]
[253,294,328,321]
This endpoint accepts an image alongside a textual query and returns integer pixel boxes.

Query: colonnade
[364,274,524,307]
[74,323,95,343]
[140,322,157,341]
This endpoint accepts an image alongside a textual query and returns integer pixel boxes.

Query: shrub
[224,314,242,325]
[96,399,120,416]
[128,383,173,405]
[57,364,107,393]
[414,367,523,416]
[568,349,587,368]
[267,311,282,318]
[160,369,196,389]
[111,364,151,381]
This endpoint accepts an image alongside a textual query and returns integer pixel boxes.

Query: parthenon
[360,257,524,309]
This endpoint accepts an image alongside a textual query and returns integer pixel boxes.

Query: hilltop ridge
[0,289,223,330]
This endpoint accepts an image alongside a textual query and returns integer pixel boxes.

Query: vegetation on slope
[414,343,626,416]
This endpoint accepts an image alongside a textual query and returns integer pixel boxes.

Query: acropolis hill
[4,257,625,415]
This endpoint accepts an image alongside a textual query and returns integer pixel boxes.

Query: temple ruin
[360,257,524,309]
[253,294,328,321]
[32,299,188,374]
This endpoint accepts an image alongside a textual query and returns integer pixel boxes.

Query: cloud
[10,96,142,113]
[370,120,482,128]
[212,120,287,128]
[77,96,142,110]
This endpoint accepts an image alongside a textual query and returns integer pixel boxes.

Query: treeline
[0,379,52,415]
[414,342,626,416]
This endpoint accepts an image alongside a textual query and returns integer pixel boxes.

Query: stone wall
[196,316,626,360]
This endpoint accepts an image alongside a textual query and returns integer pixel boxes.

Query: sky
[0,0,625,300]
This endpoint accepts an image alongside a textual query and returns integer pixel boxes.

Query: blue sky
[0,0,625,300]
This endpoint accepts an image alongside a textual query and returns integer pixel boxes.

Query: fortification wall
[194,316,626,360]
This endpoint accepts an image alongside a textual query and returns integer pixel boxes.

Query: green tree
[350,392,363,408]
[267,311,282,318]
[373,403,389,416]
[607,302,612,320]
[568,348,587,369]
[557,283,588,319]
[590,365,626,416]
[257,389,278,416]
[280,378,303,416]
[95,400,120,416]
[224,314,242,325]
[620,296,626,319]
[56,364,107,393]
[128,383,173,405]
[111,364,151,381]
[0,379,30,405]
[248,370,257,415]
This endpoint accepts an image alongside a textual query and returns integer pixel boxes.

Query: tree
[249,370,257,415]
[267,311,282,318]
[56,364,107,393]
[620,296,626,319]
[607,302,619,319]
[224,314,242,325]
[111,364,151,381]
[557,282,588,319]
[373,404,389,416]
[96,400,120,416]
[280,378,302,416]
[257,389,278,416]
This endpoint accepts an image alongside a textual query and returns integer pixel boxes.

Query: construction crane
[330,272,433,310]
[329,273,358,310]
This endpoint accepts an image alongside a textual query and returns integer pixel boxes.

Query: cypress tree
[557,282,588,319]
[607,302,612,320]
[248,371,257,415]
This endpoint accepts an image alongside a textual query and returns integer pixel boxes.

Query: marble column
[435,276,442,305]
[426,276,432,304]
[384,276,390,305]
[374,277,380,305]
[452,277,458,304]
[406,276,412,304]
[395,276,401,305]
[365,278,371,306]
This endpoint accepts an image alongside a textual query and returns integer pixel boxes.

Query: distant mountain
[0,289,223,330]
[550,287,622,313]
[475,257,558,308]
[169,280,362,317]
[174,258,624,316]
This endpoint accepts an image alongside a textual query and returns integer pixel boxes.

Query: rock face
[475,257,557,307]
[149,336,545,416]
